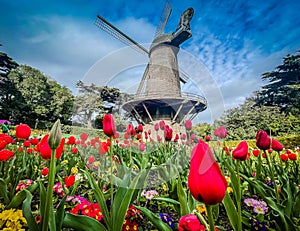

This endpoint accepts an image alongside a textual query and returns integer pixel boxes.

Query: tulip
[0,149,14,161]
[38,134,65,160]
[102,114,116,137]
[252,149,260,157]
[280,154,289,162]
[213,126,227,138]
[185,120,192,131]
[15,124,31,140]
[137,124,143,132]
[232,140,249,161]
[205,135,211,142]
[48,119,62,150]
[42,167,49,176]
[80,132,88,141]
[256,130,271,150]
[188,140,227,205]
[178,214,204,231]
[67,136,76,145]
[159,120,165,130]
[65,175,75,187]
[154,123,159,131]
[271,139,283,151]
[288,153,297,161]
[164,125,173,142]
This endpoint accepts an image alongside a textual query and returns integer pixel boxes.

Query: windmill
[95,1,207,134]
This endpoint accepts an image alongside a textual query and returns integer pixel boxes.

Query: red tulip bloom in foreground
[271,139,283,152]
[256,130,271,150]
[178,214,204,231]
[214,126,227,138]
[102,114,116,137]
[232,140,249,161]
[15,124,31,140]
[188,140,227,205]
[37,134,65,160]
[65,175,76,187]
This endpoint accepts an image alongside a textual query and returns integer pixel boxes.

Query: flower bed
[0,117,299,230]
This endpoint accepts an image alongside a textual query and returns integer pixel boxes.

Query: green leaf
[177,177,189,216]
[0,178,10,204]
[55,196,67,230]
[223,159,241,203]
[112,170,146,231]
[222,192,238,231]
[293,191,300,217]
[82,169,111,229]
[153,197,180,205]
[63,213,107,231]
[135,206,172,231]
[39,181,46,221]
[22,189,39,231]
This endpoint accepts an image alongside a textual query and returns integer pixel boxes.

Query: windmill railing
[126,92,207,104]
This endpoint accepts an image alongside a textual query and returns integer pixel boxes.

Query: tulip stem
[206,205,215,231]
[42,150,56,231]
[235,161,242,231]
[109,136,114,213]
[265,150,280,202]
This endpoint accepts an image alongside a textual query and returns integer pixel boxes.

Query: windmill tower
[95,2,207,134]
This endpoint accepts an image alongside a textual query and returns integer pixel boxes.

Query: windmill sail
[154,0,172,37]
[95,15,149,55]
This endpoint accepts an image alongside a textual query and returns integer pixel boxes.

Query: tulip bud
[48,119,62,150]
[271,139,283,151]
[232,140,248,161]
[256,130,271,150]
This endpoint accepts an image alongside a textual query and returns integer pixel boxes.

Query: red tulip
[15,124,31,140]
[30,138,39,145]
[232,140,248,161]
[188,140,227,205]
[42,167,49,176]
[102,114,116,137]
[205,135,211,142]
[159,120,165,130]
[98,142,108,154]
[38,134,65,160]
[137,124,143,132]
[23,140,31,147]
[67,136,76,145]
[288,153,297,161]
[214,126,227,138]
[178,214,204,231]
[0,149,14,161]
[280,154,289,162]
[185,120,192,131]
[164,125,173,142]
[271,139,283,151]
[256,130,271,150]
[71,147,78,154]
[65,175,75,187]
[80,133,88,141]
[154,123,159,131]
[139,142,146,152]
[126,124,134,135]
[252,149,260,157]
[0,140,7,150]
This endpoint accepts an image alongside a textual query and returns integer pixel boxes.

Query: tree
[7,65,74,128]
[0,51,19,120]
[73,81,128,128]
[256,51,300,115]
[213,97,298,140]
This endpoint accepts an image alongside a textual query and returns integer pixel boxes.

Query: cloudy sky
[1,0,300,123]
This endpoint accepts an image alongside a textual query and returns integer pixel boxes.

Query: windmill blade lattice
[154,0,172,38]
[95,15,149,55]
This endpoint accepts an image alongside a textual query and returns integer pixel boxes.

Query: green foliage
[256,50,300,115]
[213,98,300,140]
[4,65,74,128]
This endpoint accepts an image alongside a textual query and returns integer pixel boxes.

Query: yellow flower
[62,160,68,164]
[71,167,78,174]
[94,161,100,167]
[162,184,168,191]
[196,205,208,216]
[0,203,5,212]
[227,187,233,193]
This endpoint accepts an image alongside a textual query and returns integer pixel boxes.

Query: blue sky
[1,0,300,123]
